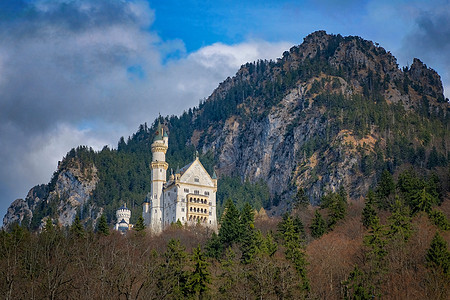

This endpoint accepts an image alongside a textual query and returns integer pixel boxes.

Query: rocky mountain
[4,31,449,230]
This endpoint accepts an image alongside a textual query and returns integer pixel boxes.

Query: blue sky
[0,0,449,222]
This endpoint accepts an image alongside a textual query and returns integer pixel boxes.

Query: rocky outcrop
[3,159,99,229]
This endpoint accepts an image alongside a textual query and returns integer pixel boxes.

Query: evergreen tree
[293,187,309,209]
[157,239,189,299]
[429,209,450,231]
[342,265,374,300]
[44,218,54,233]
[411,187,435,214]
[362,190,378,229]
[388,199,412,241]
[376,170,395,209]
[426,232,450,276]
[310,210,327,238]
[363,218,387,268]
[185,246,211,299]
[218,199,240,247]
[281,215,309,292]
[239,203,257,264]
[70,215,85,238]
[134,216,145,232]
[263,231,278,257]
[96,214,109,236]
[205,232,222,259]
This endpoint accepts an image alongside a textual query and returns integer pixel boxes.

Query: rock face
[194,31,448,207]
[3,159,98,229]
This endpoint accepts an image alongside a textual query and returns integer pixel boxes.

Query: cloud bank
[0,0,290,217]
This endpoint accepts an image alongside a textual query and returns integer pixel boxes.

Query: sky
[0,0,449,221]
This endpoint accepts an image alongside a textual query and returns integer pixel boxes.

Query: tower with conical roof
[146,121,169,233]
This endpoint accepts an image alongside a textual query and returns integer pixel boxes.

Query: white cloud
[0,0,292,218]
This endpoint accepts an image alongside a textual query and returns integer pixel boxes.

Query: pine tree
[342,265,374,300]
[388,199,411,241]
[157,239,189,299]
[310,210,327,238]
[97,214,109,236]
[376,170,395,209]
[218,199,240,247]
[411,187,435,214]
[239,203,257,264]
[44,217,54,233]
[70,215,85,238]
[362,190,378,229]
[281,216,309,292]
[426,232,450,276]
[185,246,211,299]
[205,232,222,259]
[134,216,145,232]
[429,209,450,231]
[293,187,309,209]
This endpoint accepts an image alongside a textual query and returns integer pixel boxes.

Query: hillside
[3,31,449,230]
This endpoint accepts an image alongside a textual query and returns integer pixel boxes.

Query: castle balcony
[186,194,210,223]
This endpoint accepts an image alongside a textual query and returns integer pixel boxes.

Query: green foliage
[44,218,54,233]
[280,215,309,292]
[216,176,270,216]
[310,210,327,238]
[96,214,109,236]
[426,232,450,276]
[321,188,347,229]
[185,246,211,299]
[375,170,395,209]
[239,203,257,264]
[342,265,374,300]
[218,199,241,248]
[387,199,412,241]
[134,216,145,232]
[70,215,85,238]
[429,209,450,231]
[158,239,189,299]
[205,232,222,259]
[293,187,309,209]
[363,218,387,267]
[362,190,379,229]
[278,213,305,240]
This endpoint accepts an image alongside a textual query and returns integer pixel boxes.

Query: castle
[141,122,218,233]
[114,203,133,233]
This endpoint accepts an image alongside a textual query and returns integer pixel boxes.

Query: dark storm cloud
[401,6,450,96]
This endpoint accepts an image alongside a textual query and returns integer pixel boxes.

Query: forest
[2,168,449,299]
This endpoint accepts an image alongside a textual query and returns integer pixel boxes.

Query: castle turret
[115,203,131,232]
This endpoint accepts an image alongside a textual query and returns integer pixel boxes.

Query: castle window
[184,188,189,193]
[194,190,199,195]
[204,191,209,196]
[194,177,199,183]
[209,212,212,215]
[210,220,211,224]
[182,208,185,212]
[182,217,184,221]
[209,202,212,206]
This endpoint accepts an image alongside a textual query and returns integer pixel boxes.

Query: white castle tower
[114,203,132,232]
[144,121,168,233]
[142,121,218,234]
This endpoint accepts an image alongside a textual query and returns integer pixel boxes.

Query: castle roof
[153,120,168,142]
[119,203,130,211]
[178,161,193,175]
